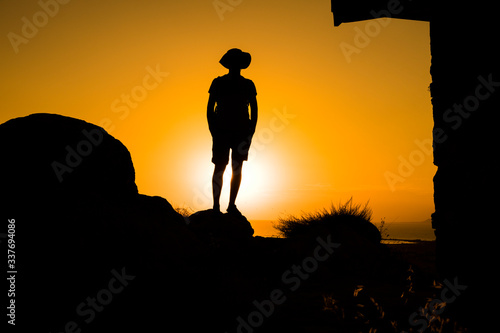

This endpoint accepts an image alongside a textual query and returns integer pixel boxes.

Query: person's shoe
[227,204,243,216]
[211,207,222,216]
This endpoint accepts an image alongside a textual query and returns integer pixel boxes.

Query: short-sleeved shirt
[209,74,257,131]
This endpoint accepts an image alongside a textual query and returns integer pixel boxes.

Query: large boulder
[0,113,138,207]
[0,113,205,332]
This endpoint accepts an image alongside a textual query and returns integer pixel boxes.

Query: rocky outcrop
[187,209,254,248]
[0,114,204,332]
[0,113,413,332]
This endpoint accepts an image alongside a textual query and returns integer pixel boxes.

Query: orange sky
[1,0,434,223]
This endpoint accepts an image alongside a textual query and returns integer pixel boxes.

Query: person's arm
[249,95,258,135]
[207,94,216,121]
[207,94,216,133]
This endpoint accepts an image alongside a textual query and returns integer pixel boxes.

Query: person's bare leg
[228,160,243,209]
[212,164,226,212]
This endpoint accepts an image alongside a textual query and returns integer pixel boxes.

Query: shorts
[212,130,253,166]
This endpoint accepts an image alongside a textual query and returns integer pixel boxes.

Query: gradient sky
[1,0,433,224]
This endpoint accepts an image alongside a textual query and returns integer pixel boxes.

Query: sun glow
[181,142,283,215]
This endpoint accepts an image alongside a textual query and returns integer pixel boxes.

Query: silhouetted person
[207,48,258,215]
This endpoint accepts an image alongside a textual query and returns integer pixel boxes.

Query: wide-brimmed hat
[219,48,251,69]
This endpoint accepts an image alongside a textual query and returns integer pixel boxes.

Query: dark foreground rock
[1,113,445,332]
[0,114,206,332]
[187,209,254,249]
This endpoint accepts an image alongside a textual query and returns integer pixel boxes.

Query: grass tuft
[274,197,373,238]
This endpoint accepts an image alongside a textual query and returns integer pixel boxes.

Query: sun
[152,124,287,219]
[227,151,281,213]
[219,157,264,208]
